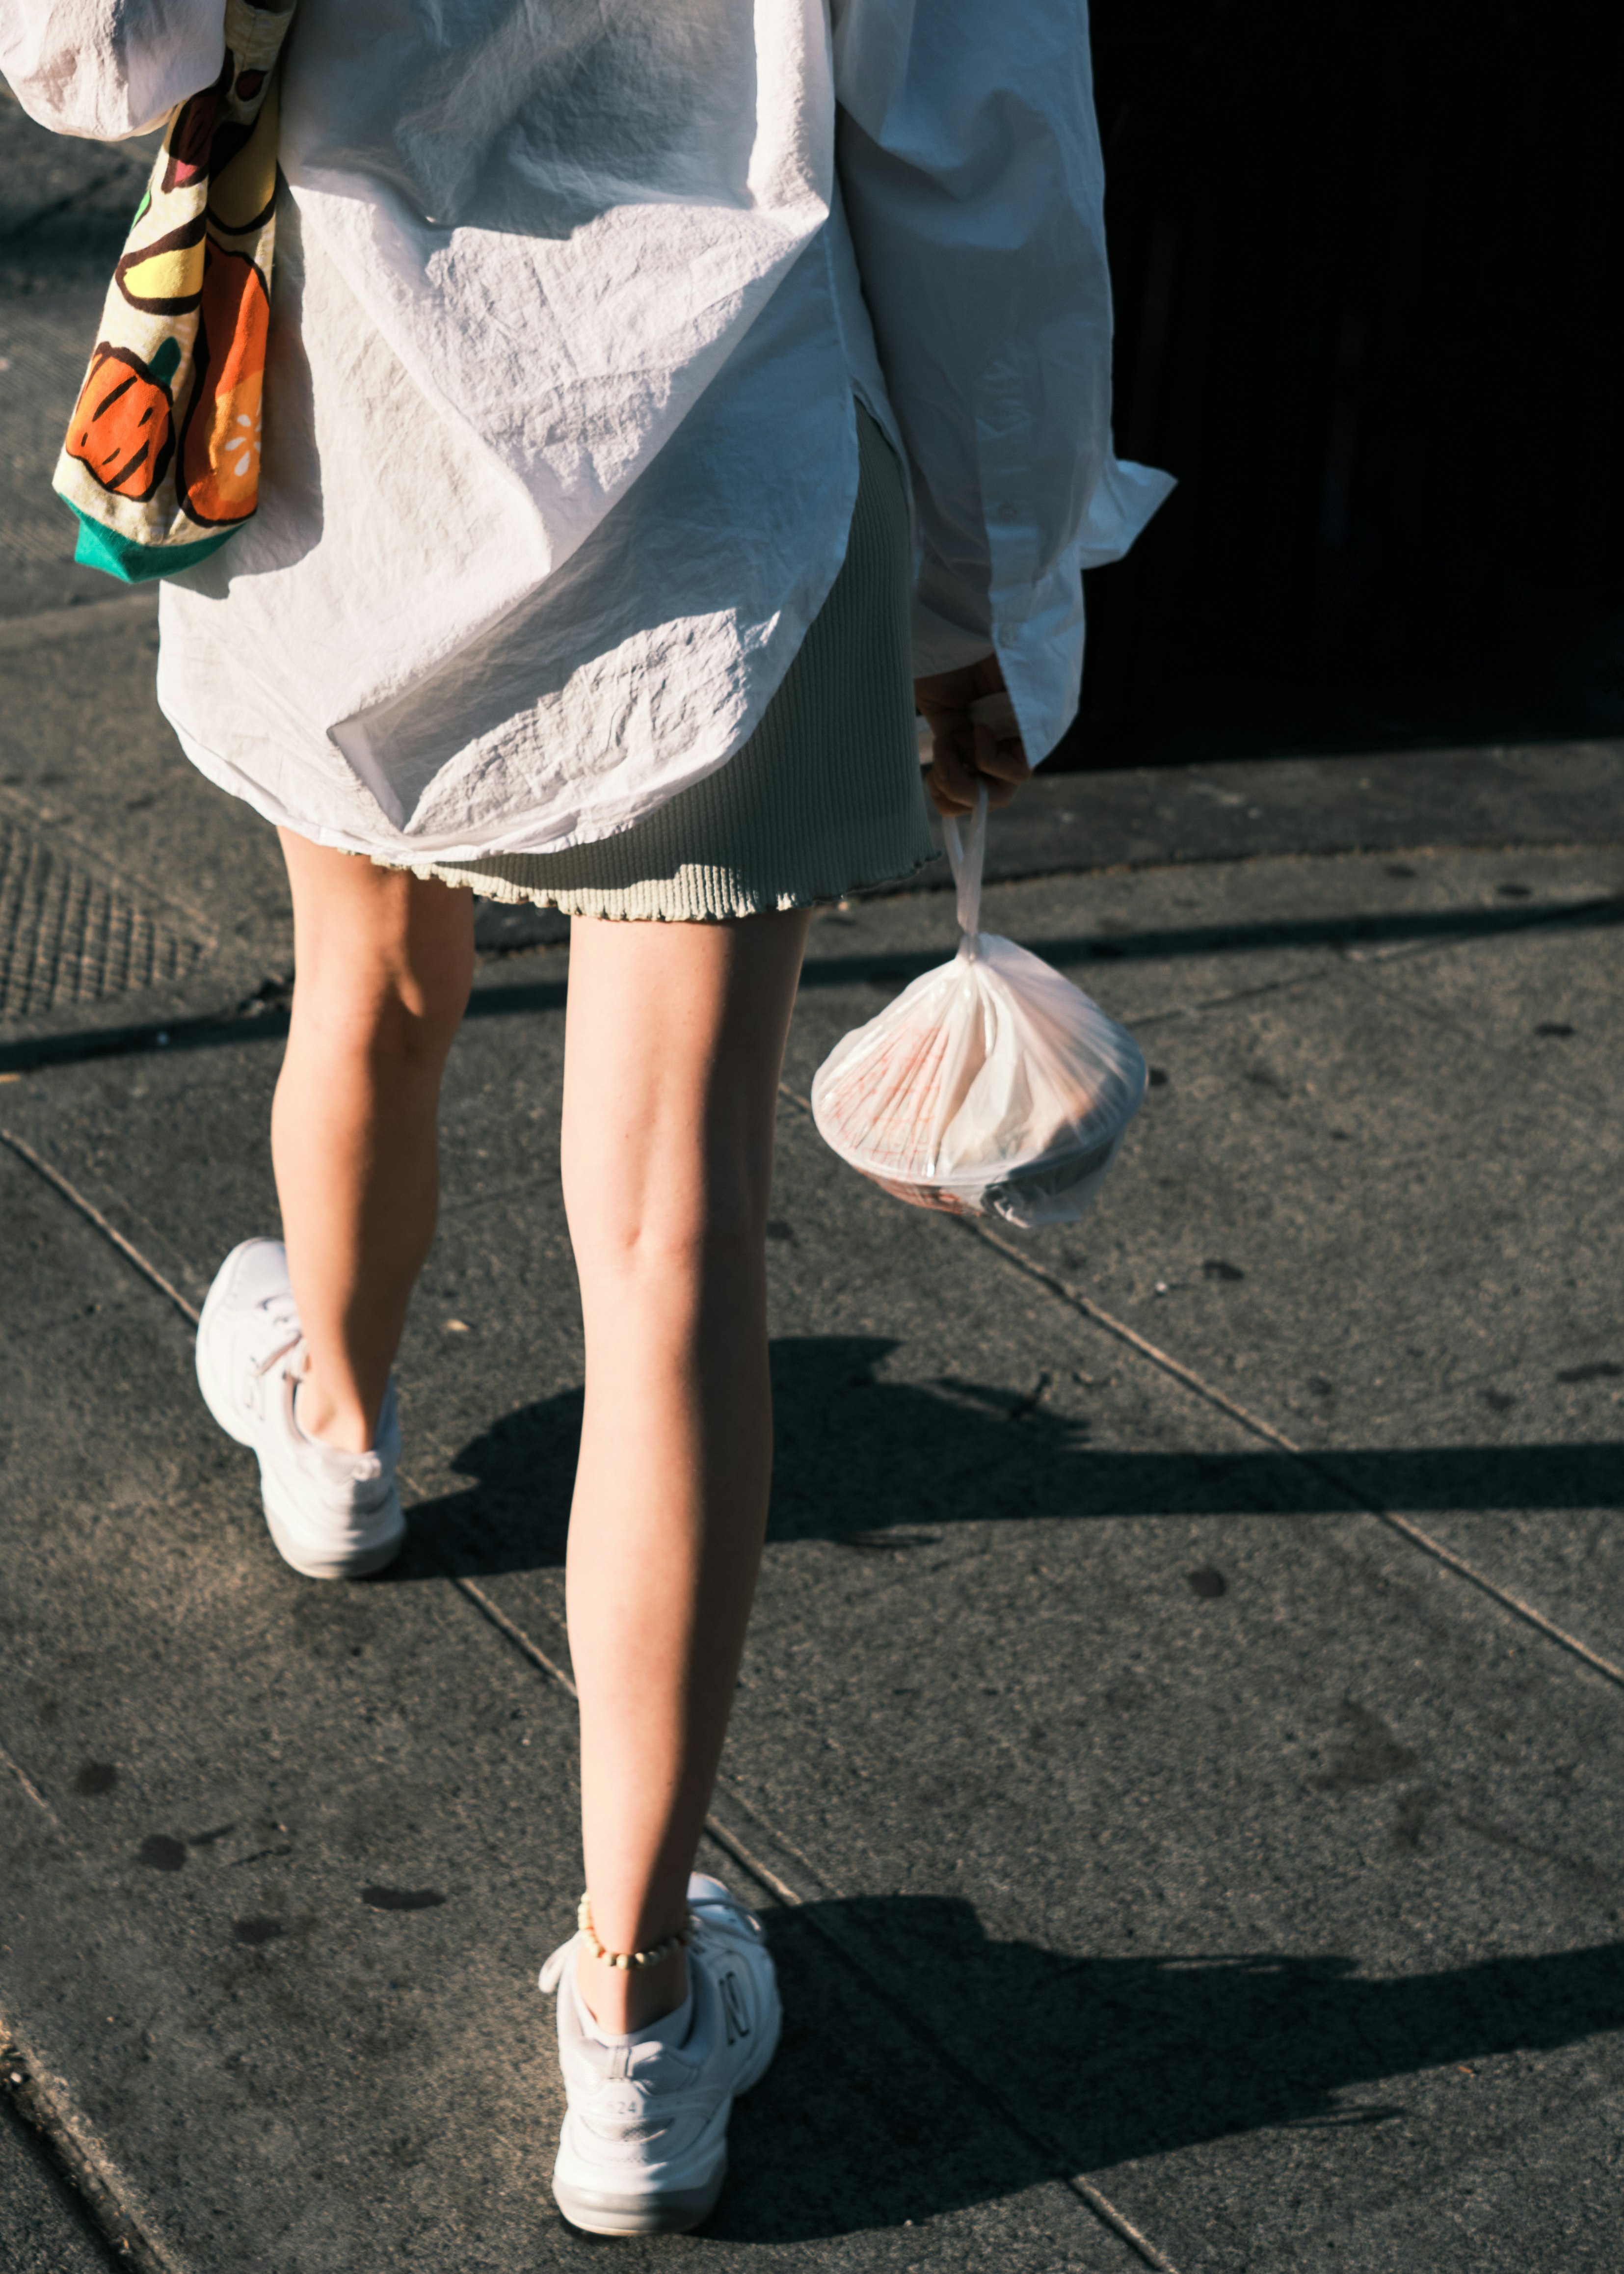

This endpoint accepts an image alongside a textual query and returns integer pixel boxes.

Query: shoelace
[251,1296,305,1383]
[253,1332,305,1381]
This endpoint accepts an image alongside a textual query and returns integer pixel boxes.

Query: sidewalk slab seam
[0,1134,1166,2272]
[0,2033,176,2274]
[3,828,1619,2265]
[16,1083,1603,2272]
[769,1082,1624,1708]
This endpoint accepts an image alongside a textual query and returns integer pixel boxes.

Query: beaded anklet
[577,1892,697,1972]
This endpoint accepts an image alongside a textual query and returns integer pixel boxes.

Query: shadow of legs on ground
[397,1337,1624,1582]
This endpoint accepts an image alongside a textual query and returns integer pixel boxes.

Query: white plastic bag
[811,782,1146,1228]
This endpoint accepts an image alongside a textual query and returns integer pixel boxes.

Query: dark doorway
[1063,0,1624,766]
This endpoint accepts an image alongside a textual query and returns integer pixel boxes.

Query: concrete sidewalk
[5,84,1624,2274]
[2,577,1622,2272]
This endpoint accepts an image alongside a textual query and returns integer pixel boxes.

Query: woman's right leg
[559,907,808,2033]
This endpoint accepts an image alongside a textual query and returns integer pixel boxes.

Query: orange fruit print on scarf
[53,0,294,582]
[64,341,180,502]
[180,244,270,527]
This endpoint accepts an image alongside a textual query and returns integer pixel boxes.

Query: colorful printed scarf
[53,0,295,583]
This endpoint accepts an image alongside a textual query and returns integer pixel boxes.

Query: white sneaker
[195,1238,405,1580]
[539,1873,781,2235]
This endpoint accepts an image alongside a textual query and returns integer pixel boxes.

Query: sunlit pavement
[5,80,1624,2274]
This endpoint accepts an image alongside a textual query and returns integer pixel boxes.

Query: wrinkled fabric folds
[1,0,1172,861]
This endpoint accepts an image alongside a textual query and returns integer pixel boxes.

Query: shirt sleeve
[832,0,1173,760]
[0,0,224,140]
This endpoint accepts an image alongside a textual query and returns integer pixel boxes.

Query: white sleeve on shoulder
[832,0,1174,760]
[0,0,224,140]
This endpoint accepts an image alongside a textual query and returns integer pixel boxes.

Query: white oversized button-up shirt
[2,0,1171,861]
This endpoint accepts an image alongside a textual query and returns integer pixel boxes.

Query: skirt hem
[364,841,941,921]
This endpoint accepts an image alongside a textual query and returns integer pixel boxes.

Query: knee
[563,1142,767,1284]
[281,841,475,1071]
[372,963,473,1069]
[295,937,472,1072]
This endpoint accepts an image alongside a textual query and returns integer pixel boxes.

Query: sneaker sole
[196,1249,406,1582]
[554,2164,725,2237]
[550,1993,780,2236]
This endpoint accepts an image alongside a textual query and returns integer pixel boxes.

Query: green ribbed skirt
[399,405,936,921]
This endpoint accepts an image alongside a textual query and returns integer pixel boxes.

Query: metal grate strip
[0,814,204,1020]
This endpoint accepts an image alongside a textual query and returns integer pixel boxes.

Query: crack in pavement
[16,1052,1624,2269]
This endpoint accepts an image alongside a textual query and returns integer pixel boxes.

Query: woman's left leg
[272,830,476,1450]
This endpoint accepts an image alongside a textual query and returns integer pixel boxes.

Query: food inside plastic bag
[811,780,1146,1229]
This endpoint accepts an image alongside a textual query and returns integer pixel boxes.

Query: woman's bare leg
[560,908,809,2032]
[272,830,475,1451]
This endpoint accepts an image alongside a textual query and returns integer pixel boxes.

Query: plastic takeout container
[811,781,1146,1228]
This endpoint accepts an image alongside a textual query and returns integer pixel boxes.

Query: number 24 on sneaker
[539,1874,781,2235]
[195,1238,405,1581]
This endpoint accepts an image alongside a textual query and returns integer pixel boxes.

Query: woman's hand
[914,655,1032,818]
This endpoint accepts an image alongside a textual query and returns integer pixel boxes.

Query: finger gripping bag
[811,786,1146,1229]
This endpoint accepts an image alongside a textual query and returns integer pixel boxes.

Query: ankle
[294,1370,375,1454]
[576,1941,689,2035]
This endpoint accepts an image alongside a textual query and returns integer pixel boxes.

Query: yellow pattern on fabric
[52,0,294,573]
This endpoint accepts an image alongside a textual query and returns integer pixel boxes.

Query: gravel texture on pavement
[4,76,1624,2274]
